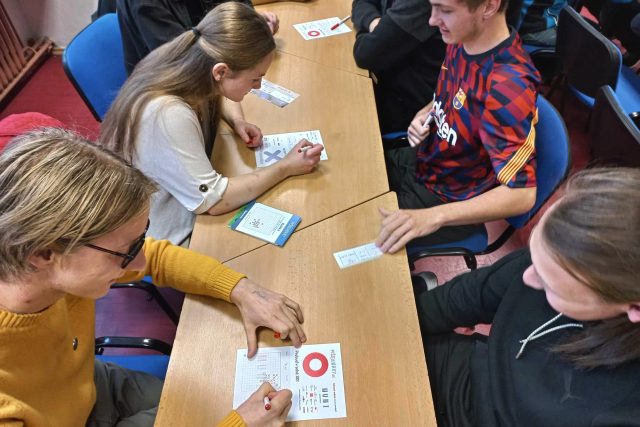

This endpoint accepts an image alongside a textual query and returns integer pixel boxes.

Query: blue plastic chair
[556,6,640,114]
[407,95,571,270]
[63,13,127,121]
[589,85,640,167]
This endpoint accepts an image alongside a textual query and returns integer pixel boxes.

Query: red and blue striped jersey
[416,30,540,202]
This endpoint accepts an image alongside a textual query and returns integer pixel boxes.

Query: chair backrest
[63,13,127,121]
[589,85,640,167]
[557,6,621,98]
[507,95,571,229]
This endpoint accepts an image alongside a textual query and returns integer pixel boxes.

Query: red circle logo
[307,30,321,37]
[302,352,329,377]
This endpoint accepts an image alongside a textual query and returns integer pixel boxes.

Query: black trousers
[385,147,485,247]
[423,332,486,427]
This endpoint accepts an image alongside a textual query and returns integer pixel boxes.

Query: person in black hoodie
[417,167,640,427]
[117,0,303,75]
[352,0,446,135]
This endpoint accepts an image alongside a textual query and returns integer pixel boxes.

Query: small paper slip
[250,79,299,108]
[228,201,300,246]
[333,242,383,269]
[255,130,328,168]
[233,343,347,421]
[294,17,352,40]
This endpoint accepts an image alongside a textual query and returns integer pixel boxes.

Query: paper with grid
[233,344,346,421]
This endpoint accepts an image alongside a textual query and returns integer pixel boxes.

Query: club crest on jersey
[453,88,466,110]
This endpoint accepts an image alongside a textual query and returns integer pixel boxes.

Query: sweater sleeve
[351,0,382,32]
[416,249,532,334]
[216,410,246,427]
[116,238,246,302]
[353,15,422,73]
[0,393,31,426]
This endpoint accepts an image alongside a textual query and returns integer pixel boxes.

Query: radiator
[0,1,52,107]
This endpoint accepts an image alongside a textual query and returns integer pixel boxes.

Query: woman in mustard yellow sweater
[0,128,301,426]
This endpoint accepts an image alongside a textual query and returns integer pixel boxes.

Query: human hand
[262,12,279,35]
[369,17,381,32]
[281,139,323,177]
[407,109,434,147]
[234,119,263,148]
[375,207,442,253]
[236,382,292,427]
[230,278,306,358]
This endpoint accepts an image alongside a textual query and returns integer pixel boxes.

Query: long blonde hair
[0,128,156,281]
[100,2,275,161]
[542,167,640,368]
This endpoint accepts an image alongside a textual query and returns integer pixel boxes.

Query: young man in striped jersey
[377,0,540,253]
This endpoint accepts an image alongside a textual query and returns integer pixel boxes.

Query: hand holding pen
[281,139,323,176]
[408,108,436,147]
[236,382,292,425]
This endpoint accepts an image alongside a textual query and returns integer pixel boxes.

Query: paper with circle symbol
[293,17,352,40]
[255,130,328,168]
[233,343,346,421]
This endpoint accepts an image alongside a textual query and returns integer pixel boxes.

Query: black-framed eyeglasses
[85,220,150,268]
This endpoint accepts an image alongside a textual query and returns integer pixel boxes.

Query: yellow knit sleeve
[216,410,246,427]
[116,238,246,302]
[0,393,31,426]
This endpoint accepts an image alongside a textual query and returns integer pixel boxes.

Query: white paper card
[293,17,352,40]
[333,242,383,269]
[255,130,328,168]
[250,79,299,107]
[230,202,300,246]
[233,344,347,421]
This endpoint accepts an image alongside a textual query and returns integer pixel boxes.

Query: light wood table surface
[255,0,367,77]
[190,51,387,262]
[156,192,436,426]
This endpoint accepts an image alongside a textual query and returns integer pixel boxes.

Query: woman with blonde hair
[101,2,323,245]
[417,167,640,427]
[0,128,304,426]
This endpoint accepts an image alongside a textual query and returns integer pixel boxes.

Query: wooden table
[255,0,367,77]
[156,192,436,426]
[190,51,387,262]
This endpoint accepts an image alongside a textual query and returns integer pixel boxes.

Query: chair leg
[142,283,180,325]
[463,255,478,270]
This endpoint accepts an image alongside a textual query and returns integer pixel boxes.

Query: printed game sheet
[255,130,328,168]
[333,242,383,269]
[250,79,299,107]
[233,343,347,421]
[293,17,352,40]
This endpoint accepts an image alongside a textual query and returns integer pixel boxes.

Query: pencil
[298,146,312,153]
[330,15,351,31]
[422,112,435,129]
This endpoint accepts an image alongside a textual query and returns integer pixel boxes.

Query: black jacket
[117,0,251,74]
[352,0,445,134]
[418,249,640,426]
